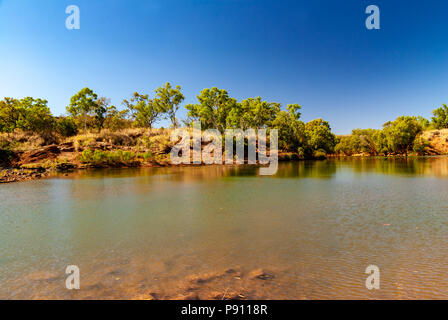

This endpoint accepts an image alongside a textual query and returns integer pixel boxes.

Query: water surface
[1,158,448,299]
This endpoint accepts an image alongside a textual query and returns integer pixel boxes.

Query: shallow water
[1,157,448,299]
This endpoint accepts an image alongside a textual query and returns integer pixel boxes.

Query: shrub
[79,149,138,165]
[80,149,94,162]
[56,117,78,137]
[313,149,327,160]
[413,136,430,155]
[297,147,306,159]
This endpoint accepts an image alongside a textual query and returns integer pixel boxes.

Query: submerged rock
[248,268,275,280]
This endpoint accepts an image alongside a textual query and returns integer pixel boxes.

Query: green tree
[104,105,129,131]
[154,82,185,128]
[17,97,54,133]
[55,117,78,137]
[185,87,237,132]
[349,128,380,155]
[272,104,306,152]
[431,104,448,129]
[123,92,162,129]
[244,97,280,128]
[66,88,99,132]
[305,118,336,154]
[382,116,423,155]
[0,98,21,132]
[334,136,354,156]
[413,136,430,155]
[416,116,431,130]
[93,97,110,131]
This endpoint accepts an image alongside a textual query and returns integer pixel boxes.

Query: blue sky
[0,0,447,133]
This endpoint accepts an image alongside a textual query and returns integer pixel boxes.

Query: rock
[59,141,75,152]
[142,293,158,300]
[172,293,200,300]
[248,268,275,280]
[56,162,76,171]
[19,145,60,164]
[225,268,237,274]
[0,168,47,183]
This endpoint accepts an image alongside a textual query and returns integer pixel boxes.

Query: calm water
[1,158,448,299]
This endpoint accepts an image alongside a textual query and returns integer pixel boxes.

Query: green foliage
[335,117,425,156]
[413,136,430,155]
[55,117,78,137]
[141,151,153,161]
[416,116,431,130]
[1,85,445,160]
[272,104,306,152]
[123,92,162,128]
[0,98,21,133]
[335,129,384,155]
[0,97,53,134]
[383,116,423,155]
[136,135,153,149]
[186,87,237,132]
[232,97,280,129]
[80,149,141,165]
[80,149,94,162]
[334,136,354,156]
[93,97,109,131]
[431,104,448,129]
[313,149,327,160]
[154,82,185,128]
[67,88,99,132]
[103,105,129,131]
[16,97,54,133]
[305,119,336,154]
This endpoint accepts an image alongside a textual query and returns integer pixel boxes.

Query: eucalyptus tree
[66,88,99,132]
[0,97,21,132]
[123,92,162,129]
[382,116,423,155]
[305,118,337,154]
[271,104,306,152]
[431,104,448,129]
[185,87,237,132]
[93,97,110,131]
[17,97,54,133]
[228,97,280,129]
[154,82,184,128]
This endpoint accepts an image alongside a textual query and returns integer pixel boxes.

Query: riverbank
[0,128,295,183]
[2,128,448,184]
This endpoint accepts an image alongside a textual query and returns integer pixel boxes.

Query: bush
[56,117,78,137]
[79,149,139,165]
[413,136,430,155]
[313,149,327,160]
[297,147,306,159]
[80,149,94,162]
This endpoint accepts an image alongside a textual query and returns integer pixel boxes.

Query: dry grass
[0,130,60,151]
[66,128,173,152]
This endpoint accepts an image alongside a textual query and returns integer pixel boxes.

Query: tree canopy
[154,82,184,128]
[1,84,446,158]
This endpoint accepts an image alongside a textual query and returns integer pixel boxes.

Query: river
[1,157,448,299]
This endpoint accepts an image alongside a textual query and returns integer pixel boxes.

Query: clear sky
[0,0,447,134]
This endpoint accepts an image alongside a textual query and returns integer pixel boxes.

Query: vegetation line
[1,83,448,181]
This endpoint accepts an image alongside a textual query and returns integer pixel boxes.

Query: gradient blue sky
[0,0,447,133]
